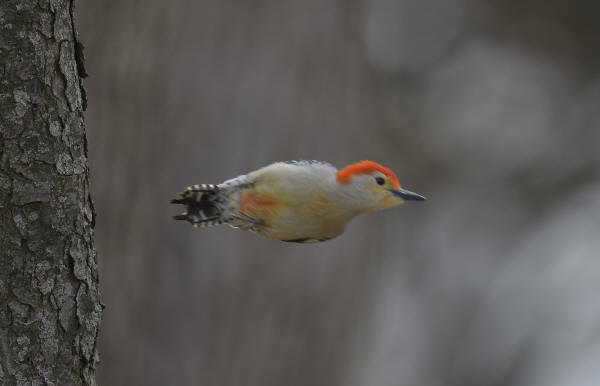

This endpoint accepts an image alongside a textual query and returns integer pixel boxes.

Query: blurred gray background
[76,1,600,385]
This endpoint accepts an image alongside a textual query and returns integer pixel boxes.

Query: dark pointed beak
[389,188,427,201]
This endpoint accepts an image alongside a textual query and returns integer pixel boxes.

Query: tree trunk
[0,0,101,384]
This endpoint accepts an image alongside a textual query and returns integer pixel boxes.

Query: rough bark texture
[0,0,101,385]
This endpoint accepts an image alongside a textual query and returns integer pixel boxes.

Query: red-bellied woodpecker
[170,160,425,242]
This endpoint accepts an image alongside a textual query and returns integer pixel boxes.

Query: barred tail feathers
[170,184,226,227]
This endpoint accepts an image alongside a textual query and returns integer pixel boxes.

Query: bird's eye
[375,176,385,185]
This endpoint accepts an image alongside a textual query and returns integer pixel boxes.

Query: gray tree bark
[0,0,101,385]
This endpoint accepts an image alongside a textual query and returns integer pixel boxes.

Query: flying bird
[170,160,425,243]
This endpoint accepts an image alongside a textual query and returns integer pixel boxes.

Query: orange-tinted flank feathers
[240,190,276,217]
[336,160,401,188]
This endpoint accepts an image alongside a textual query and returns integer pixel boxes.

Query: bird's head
[336,160,426,210]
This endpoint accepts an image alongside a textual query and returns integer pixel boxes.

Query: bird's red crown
[336,160,400,188]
